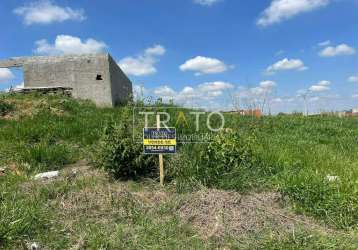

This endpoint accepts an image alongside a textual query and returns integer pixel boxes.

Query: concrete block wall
[0,53,133,107]
[108,54,133,105]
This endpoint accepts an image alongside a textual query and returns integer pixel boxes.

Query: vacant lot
[1,94,357,249]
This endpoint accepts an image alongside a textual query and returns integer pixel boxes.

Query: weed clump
[94,122,157,180]
[171,130,267,192]
[0,100,15,116]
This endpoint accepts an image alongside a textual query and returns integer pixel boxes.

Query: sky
[0,0,358,113]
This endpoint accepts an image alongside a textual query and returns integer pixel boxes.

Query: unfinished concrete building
[0,53,133,106]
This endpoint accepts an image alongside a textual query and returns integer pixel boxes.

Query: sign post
[143,114,176,186]
[157,114,164,186]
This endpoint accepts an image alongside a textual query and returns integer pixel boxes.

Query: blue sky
[0,0,358,113]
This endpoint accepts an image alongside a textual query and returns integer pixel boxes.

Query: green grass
[0,174,47,248]
[0,94,130,172]
[253,116,358,229]
[169,115,358,229]
[0,93,357,248]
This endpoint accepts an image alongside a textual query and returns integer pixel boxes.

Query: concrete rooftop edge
[0,53,111,68]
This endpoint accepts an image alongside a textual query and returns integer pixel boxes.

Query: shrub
[170,130,265,192]
[94,122,157,180]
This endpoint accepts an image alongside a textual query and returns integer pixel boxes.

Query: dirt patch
[177,189,327,239]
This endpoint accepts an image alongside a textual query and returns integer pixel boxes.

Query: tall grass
[170,115,358,229]
[0,94,131,172]
[0,174,47,248]
[1,94,357,238]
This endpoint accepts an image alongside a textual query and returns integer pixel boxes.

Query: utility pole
[299,90,310,116]
[140,83,144,102]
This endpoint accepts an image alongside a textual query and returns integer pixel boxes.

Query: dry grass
[31,162,335,246]
[3,159,356,249]
[176,189,330,240]
[3,98,68,120]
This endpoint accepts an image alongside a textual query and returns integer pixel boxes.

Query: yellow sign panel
[143,139,177,146]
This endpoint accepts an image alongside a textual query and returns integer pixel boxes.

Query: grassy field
[0,93,357,249]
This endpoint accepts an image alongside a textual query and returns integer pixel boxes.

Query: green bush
[171,130,266,192]
[94,122,157,180]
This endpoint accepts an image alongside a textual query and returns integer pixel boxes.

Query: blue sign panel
[143,128,176,154]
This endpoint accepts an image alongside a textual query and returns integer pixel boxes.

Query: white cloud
[250,87,267,96]
[177,87,198,100]
[207,91,223,97]
[14,0,85,25]
[154,85,176,98]
[119,57,156,77]
[319,44,356,57]
[237,81,277,101]
[272,98,283,103]
[14,82,24,90]
[151,81,234,105]
[257,0,330,27]
[249,80,277,96]
[309,80,331,92]
[318,40,331,47]
[0,69,15,83]
[181,86,196,95]
[119,45,166,77]
[4,82,24,93]
[231,81,280,113]
[260,80,277,89]
[309,85,329,92]
[266,58,308,74]
[286,97,296,102]
[309,96,321,102]
[180,56,231,75]
[193,0,222,6]
[197,81,234,92]
[352,94,358,99]
[132,84,150,100]
[348,75,358,83]
[181,81,234,101]
[296,89,309,96]
[34,35,107,55]
[316,80,330,86]
[145,45,166,56]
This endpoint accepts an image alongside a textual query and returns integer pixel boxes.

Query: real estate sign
[143,128,176,154]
